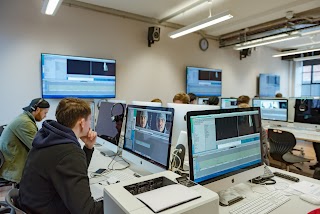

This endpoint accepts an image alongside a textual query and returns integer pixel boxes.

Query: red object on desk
[308,208,320,214]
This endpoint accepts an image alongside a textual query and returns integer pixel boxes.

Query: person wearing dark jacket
[18,98,103,214]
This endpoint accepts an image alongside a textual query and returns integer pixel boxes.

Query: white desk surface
[263,124,320,143]
[219,167,320,214]
[88,143,320,214]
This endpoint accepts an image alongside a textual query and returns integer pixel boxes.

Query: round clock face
[199,38,209,51]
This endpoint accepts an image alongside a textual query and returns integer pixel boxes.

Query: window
[301,60,320,96]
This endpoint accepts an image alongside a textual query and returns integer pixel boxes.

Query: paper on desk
[90,183,104,201]
[135,184,201,213]
[290,181,320,196]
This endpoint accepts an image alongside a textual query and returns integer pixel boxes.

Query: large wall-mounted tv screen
[41,53,116,99]
[259,74,280,97]
[186,66,222,97]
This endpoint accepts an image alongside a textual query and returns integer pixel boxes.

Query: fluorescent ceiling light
[293,55,320,61]
[234,34,300,50]
[168,11,233,39]
[41,0,63,16]
[273,46,320,57]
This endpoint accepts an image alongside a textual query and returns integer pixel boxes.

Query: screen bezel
[123,105,175,170]
[186,66,222,97]
[186,107,264,185]
[252,98,288,122]
[40,53,116,99]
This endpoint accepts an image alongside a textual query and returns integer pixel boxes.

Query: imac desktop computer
[166,103,220,163]
[122,105,174,174]
[131,101,162,107]
[220,98,238,109]
[186,107,264,195]
[252,98,288,123]
[294,98,320,129]
[95,101,126,155]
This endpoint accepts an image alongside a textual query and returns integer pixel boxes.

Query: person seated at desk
[275,93,283,98]
[237,95,250,108]
[173,92,190,104]
[151,98,162,104]
[237,100,270,166]
[18,98,103,214]
[188,93,197,104]
[208,96,219,105]
[0,98,50,183]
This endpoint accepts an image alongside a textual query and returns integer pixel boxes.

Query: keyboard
[229,191,290,214]
[107,170,137,182]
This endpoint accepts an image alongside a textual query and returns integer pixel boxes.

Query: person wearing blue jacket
[18,98,103,214]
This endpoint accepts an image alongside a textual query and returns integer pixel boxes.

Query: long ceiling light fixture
[293,55,320,62]
[168,10,233,39]
[234,34,301,50]
[273,46,320,57]
[41,0,63,16]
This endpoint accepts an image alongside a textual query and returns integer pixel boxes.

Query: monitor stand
[218,188,244,206]
[96,137,118,157]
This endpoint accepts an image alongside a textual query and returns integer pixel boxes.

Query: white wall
[0,0,290,124]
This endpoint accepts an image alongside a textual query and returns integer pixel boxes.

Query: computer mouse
[300,194,320,205]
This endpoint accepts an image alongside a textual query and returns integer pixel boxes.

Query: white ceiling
[76,0,320,50]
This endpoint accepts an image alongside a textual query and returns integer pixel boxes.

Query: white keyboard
[229,191,290,214]
[107,170,137,182]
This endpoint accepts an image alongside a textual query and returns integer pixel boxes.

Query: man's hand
[80,128,97,150]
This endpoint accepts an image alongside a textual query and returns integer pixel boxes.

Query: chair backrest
[5,188,26,214]
[268,129,297,163]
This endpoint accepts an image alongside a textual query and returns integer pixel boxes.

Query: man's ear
[79,118,86,129]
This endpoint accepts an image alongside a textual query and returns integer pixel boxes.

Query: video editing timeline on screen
[189,109,262,184]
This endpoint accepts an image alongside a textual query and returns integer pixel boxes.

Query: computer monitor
[166,103,220,157]
[95,101,126,154]
[131,101,162,107]
[259,74,280,97]
[220,98,238,109]
[41,53,116,98]
[186,107,264,193]
[122,105,174,173]
[294,98,320,125]
[252,98,288,122]
[186,66,222,97]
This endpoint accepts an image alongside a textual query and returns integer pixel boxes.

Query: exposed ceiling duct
[219,8,320,49]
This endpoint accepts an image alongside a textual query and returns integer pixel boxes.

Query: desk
[263,124,320,143]
[218,167,320,214]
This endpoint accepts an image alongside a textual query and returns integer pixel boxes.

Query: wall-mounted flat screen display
[186,66,222,97]
[41,53,116,98]
[259,74,280,97]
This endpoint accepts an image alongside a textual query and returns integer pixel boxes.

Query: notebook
[135,184,201,213]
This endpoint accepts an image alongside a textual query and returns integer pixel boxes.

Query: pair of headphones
[297,99,308,112]
[30,98,44,111]
[111,103,125,123]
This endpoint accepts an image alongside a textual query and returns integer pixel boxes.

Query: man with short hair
[188,93,197,104]
[156,113,168,134]
[139,111,150,129]
[0,98,50,183]
[18,98,103,214]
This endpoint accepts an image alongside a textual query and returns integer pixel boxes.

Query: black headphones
[111,103,125,123]
[30,98,44,111]
[297,99,308,112]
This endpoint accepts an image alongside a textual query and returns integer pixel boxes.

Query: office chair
[5,189,25,214]
[268,129,311,171]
